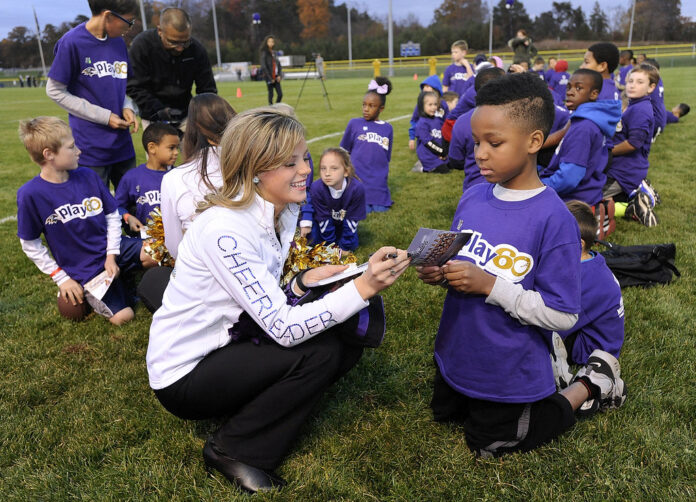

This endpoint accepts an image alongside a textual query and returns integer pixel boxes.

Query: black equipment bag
[597,240,681,288]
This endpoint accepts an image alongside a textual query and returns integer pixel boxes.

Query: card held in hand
[406,228,472,266]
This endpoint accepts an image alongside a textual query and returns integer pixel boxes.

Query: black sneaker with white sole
[572,349,627,411]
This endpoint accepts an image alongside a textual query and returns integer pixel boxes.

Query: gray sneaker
[550,332,573,390]
[411,160,423,173]
[573,350,627,411]
[626,192,658,227]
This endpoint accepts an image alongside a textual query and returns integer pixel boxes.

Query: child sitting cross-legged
[539,69,621,207]
[550,200,625,418]
[309,147,366,251]
[416,73,626,458]
[116,122,180,234]
[16,117,156,325]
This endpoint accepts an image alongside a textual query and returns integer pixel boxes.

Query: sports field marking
[0,114,412,224]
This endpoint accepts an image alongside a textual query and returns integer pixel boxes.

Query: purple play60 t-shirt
[49,23,134,167]
[17,167,117,284]
[340,118,393,207]
[435,184,581,403]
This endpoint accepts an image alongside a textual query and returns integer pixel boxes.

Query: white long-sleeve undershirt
[46,78,135,125]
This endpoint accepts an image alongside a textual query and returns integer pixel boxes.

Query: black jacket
[127,28,217,120]
[260,49,283,83]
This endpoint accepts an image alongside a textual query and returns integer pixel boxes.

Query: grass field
[1,69,695,501]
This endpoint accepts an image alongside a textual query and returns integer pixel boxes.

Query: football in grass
[56,293,89,321]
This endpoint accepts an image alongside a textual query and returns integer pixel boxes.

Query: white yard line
[1,114,412,224]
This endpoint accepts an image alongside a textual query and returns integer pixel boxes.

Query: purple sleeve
[625,110,652,149]
[386,125,393,162]
[309,180,331,221]
[665,110,678,124]
[48,33,76,86]
[94,170,118,214]
[411,104,419,124]
[301,155,315,221]
[340,121,354,152]
[536,240,582,314]
[114,172,132,210]
[346,181,367,221]
[443,66,452,87]
[16,186,43,240]
[557,121,592,167]
[415,118,430,142]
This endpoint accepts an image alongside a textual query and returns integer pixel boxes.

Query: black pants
[431,366,576,458]
[266,80,283,104]
[154,332,362,470]
[137,266,173,313]
[87,156,136,191]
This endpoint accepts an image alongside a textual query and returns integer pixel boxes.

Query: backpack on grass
[596,240,681,288]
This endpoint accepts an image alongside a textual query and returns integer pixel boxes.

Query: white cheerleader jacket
[146,193,369,390]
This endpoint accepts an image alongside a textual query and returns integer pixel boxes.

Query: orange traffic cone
[413,73,418,80]
[236,87,242,98]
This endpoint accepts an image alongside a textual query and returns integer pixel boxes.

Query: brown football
[56,294,89,321]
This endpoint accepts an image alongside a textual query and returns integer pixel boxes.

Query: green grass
[1,70,695,500]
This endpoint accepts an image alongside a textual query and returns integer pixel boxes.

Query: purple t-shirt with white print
[115,163,167,224]
[609,95,654,194]
[548,71,570,106]
[415,115,446,172]
[618,64,633,87]
[16,167,118,284]
[558,252,624,365]
[598,77,620,101]
[448,109,483,192]
[540,117,608,205]
[443,63,474,97]
[340,118,393,207]
[434,183,581,403]
[49,23,135,167]
[310,178,366,250]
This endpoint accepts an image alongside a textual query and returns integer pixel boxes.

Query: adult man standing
[127,8,217,127]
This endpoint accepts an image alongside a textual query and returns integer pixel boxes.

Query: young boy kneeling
[551,201,625,416]
[416,73,626,458]
[16,117,155,325]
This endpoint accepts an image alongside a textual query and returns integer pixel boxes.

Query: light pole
[347,4,352,67]
[387,0,393,77]
[138,0,147,30]
[627,0,636,48]
[211,0,222,69]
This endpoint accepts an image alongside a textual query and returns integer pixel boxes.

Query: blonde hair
[320,147,359,181]
[629,63,660,87]
[451,40,468,51]
[200,107,306,211]
[18,117,72,164]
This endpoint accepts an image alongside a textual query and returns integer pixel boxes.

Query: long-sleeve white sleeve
[485,276,578,332]
[46,78,112,125]
[106,211,121,255]
[20,238,70,286]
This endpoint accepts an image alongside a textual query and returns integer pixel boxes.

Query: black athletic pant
[431,366,576,458]
[87,156,136,191]
[154,331,362,470]
[266,80,283,104]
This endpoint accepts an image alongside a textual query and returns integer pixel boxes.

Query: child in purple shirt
[616,49,633,94]
[604,64,658,226]
[116,122,180,234]
[416,73,626,458]
[550,201,625,416]
[309,148,366,251]
[46,0,139,190]
[580,42,621,101]
[16,117,154,325]
[408,74,448,151]
[415,92,449,174]
[340,77,393,213]
[540,69,621,206]
[442,40,475,97]
[547,59,571,106]
[644,59,666,139]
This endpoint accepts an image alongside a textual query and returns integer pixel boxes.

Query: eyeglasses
[110,11,135,28]
[161,36,192,49]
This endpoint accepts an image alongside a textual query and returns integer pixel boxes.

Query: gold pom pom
[281,234,357,285]
[142,208,175,267]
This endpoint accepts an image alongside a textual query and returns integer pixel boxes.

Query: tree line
[1,0,693,70]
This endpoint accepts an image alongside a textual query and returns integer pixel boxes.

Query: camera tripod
[295,60,332,110]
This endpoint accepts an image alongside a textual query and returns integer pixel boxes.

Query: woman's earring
[253,176,260,184]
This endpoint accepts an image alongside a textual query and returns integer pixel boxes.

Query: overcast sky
[2,1,695,40]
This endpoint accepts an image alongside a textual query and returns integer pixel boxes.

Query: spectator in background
[508,29,537,66]
[260,35,283,105]
[127,7,217,129]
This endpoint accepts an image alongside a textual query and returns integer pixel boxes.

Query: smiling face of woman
[256,139,311,216]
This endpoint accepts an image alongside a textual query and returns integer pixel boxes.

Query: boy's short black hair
[417,91,439,118]
[572,68,603,94]
[534,56,545,65]
[620,49,634,59]
[475,72,555,140]
[587,42,620,73]
[442,91,459,105]
[566,200,596,251]
[474,67,505,92]
[142,122,179,151]
[677,103,690,117]
[88,0,138,15]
